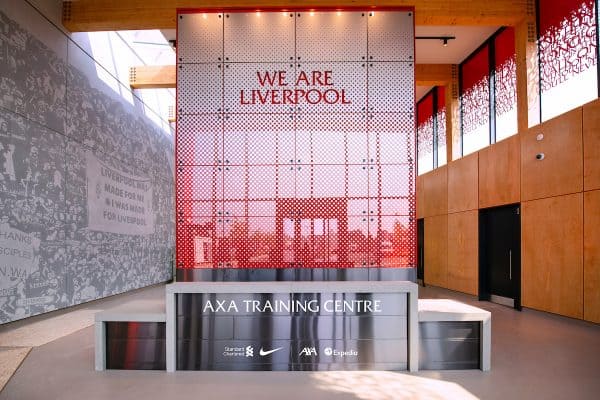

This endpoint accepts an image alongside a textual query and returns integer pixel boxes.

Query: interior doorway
[479,204,521,310]
[417,218,424,285]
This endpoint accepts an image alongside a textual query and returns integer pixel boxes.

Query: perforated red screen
[175,10,416,269]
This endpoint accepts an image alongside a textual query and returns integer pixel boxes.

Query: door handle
[509,250,512,280]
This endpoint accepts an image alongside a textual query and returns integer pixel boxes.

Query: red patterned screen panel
[494,27,518,140]
[436,86,447,166]
[416,90,433,175]
[461,44,490,155]
[417,86,446,173]
[539,0,598,120]
[176,10,416,269]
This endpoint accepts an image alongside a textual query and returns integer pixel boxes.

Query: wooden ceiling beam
[129,64,454,89]
[129,65,176,89]
[415,64,454,86]
[63,0,527,32]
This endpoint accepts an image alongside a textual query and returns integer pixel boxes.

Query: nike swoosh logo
[259,347,283,356]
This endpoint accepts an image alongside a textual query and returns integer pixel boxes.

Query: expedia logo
[323,347,357,357]
[298,347,317,356]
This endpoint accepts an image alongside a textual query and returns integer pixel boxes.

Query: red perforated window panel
[417,91,434,175]
[461,44,490,155]
[539,0,598,121]
[436,86,447,166]
[494,27,517,140]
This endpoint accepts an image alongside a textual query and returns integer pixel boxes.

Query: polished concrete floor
[0,284,599,400]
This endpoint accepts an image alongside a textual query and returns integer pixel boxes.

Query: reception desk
[95,282,492,372]
[165,281,419,372]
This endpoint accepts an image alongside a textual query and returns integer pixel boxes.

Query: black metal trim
[415,36,456,41]
[513,204,522,311]
[536,0,543,123]
[596,0,600,99]
[432,88,439,168]
[488,37,497,145]
[458,64,464,157]
[417,218,425,286]
[478,209,489,301]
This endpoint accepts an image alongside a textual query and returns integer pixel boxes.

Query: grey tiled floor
[1,284,599,400]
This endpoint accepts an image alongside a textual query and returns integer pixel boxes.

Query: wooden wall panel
[448,152,478,213]
[584,190,600,323]
[422,166,448,217]
[416,175,424,219]
[424,215,448,288]
[521,108,583,201]
[447,210,478,295]
[479,135,520,208]
[522,193,583,319]
[583,99,600,191]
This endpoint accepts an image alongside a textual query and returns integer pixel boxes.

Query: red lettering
[283,89,295,104]
[271,90,281,104]
[295,71,309,86]
[306,89,321,104]
[295,89,306,103]
[341,89,351,104]
[323,71,333,85]
[256,90,268,104]
[323,89,339,104]
[256,71,278,87]
[278,71,288,86]
[312,71,324,86]
[240,90,250,105]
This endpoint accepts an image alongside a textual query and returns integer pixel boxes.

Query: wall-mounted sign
[176,291,409,370]
[176,9,416,271]
[239,70,351,105]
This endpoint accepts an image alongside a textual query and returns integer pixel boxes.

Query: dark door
[417,219,424,285]
[479,204,521,310]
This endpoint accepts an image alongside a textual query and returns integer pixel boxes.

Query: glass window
[494,27,518,141]
[436,86,447,166]
[539,0,598,121]
[461,44,490,156]
[417,91,434,175]
[417,87,446,173]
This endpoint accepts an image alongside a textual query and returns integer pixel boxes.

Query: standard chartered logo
[223,345,255,357]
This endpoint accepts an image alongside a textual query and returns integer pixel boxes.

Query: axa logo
[245,346,254,357]
[299,347,318,356]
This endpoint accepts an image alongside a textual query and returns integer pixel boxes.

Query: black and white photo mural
[0,1,174,323]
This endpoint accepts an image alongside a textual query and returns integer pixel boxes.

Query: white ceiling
[415,25,498,100]
[415,86,433,102]
[415,25,499,64]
